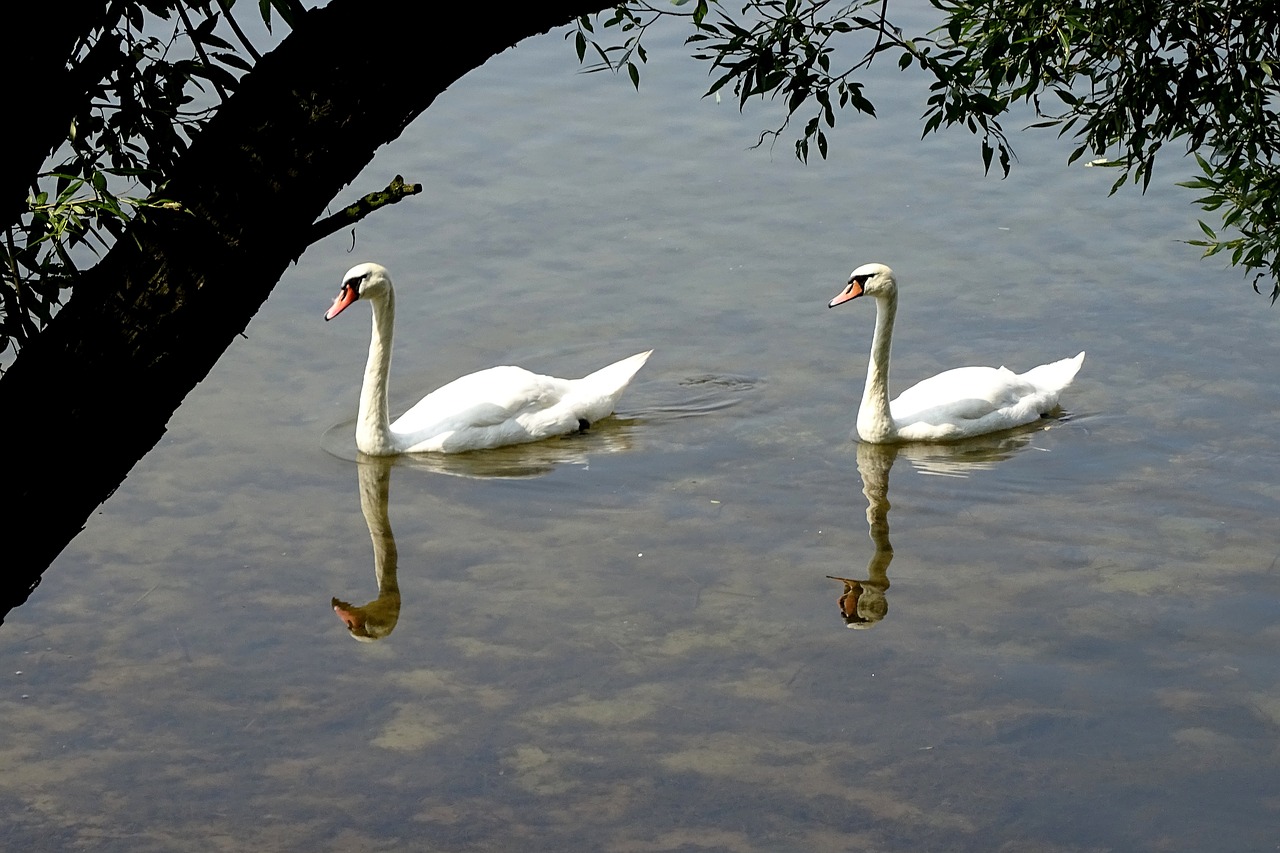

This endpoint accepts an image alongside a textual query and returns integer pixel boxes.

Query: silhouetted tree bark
[0,0,612,621]
[0,0,117,224]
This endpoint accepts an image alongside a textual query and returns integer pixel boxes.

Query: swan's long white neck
[356,289,401,455]
[857,292,898,443]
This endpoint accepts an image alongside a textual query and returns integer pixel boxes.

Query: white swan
[325,262,651,455]
[828,263,1084,443]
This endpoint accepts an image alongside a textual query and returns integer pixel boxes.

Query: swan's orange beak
[332,597,365,631]
[324,285,358,320]
[828,279,864,308]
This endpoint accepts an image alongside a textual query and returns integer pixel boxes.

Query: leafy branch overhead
[577,0,1280,301]
[0,0,384,364]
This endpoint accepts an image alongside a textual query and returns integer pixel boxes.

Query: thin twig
[215,0,263,63]
[174,4,230,102]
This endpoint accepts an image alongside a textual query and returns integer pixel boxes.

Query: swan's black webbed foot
[577,418,591,433]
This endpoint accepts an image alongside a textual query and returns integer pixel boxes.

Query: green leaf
[212,52,254,73]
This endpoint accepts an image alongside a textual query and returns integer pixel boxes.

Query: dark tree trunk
[0,0,612,621]
[0,0,118,225]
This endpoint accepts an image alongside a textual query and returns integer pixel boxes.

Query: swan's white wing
[890,366,1033,420]
[382,352,650,454]
[390,366,572,441]
[888,365,1066,440]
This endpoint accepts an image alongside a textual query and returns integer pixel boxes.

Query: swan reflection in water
[331,423,641,640]
[828,425,1054,628]
[332,456,402,641]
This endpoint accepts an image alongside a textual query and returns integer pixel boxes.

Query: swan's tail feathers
[582,350,653,388]
[574,350,653,416]
[1020,351,1085,393]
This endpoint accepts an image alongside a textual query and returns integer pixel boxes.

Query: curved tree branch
[305,175,423,249]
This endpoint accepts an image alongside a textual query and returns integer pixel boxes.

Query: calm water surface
[3,13,1278,852]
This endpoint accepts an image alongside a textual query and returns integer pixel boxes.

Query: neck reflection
[827,427,1046,629]
[828,441,896,628]
[332,456,401,641]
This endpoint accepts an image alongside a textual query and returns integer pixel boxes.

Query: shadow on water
[826,422,1056,629]
[322,415,641,479]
